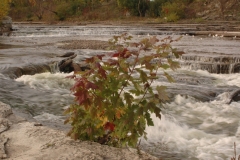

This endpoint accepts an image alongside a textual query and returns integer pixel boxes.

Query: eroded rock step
[180,54,240,73]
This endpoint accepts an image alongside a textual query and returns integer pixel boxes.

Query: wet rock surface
[58,40,110,50]
[58,53,90,73]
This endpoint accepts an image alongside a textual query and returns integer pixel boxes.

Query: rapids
[0,23,240,159]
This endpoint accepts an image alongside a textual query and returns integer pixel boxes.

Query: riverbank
[0,101,158,160]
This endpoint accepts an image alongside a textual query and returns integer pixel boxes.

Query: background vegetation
[3,0,239,22]
[0,0,9,21]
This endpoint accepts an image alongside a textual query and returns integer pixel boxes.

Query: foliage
[117,0,149,17]
[161,1,186,21]
[148,0,168,17]
[0,0,9,21]
[164,13,180,22]
[65,34,182,147]
[53,0,87,21]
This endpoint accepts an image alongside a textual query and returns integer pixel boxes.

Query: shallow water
[0,24,240,159]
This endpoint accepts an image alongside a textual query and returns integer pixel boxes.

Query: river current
[0,23,240,159]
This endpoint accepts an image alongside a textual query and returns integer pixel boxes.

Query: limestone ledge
[0,101,157,160]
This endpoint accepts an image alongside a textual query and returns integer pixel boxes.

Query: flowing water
[0,23,240,159]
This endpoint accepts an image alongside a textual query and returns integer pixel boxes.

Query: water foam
[143,95,240,159]
[15,72,74,91]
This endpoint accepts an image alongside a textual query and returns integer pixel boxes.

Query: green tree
[117,0,149,17]
[65,34,182,147]
[55,0,87,20]
[0,0,9,21]
[161,0,186,22]
[148,0,168,17]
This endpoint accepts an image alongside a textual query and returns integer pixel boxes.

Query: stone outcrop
[58,53,90,73]
[0,101,158,159]
[0,52,90,79]
[180,55,240,74]
[0,16,12,36]
[0,102,13,159]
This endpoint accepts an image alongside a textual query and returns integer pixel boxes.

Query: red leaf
[112,52,120,57]
[85,57,95,63]
[107,59,119,66]
[111,48,131,59]
[71,79,84,91]
[96,62,107,79]
[74,90,88,105]
[104,122,115,132]
[85,81,98,90]
[98,67,107,79]
[96,54,105,60]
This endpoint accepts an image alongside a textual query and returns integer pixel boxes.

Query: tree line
[0,0,10,21]
[2,0,198,22]
[1,0,239,22]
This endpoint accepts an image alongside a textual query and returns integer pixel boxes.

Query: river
[0,23,240,159]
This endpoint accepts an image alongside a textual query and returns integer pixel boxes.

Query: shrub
[164,13,180,22]
[65,34,182,147]
[0,0,9,21]
[55,0,86,20]
[161,1,186,21]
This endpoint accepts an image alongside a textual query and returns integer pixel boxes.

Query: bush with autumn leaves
[65,34,182,147]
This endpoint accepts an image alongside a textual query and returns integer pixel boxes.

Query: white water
[140,70,240,159]
[143,95,240,159]
[16,72,74,91]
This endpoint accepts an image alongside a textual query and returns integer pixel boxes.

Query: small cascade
[1,62,55,79]
[180,54,240,74]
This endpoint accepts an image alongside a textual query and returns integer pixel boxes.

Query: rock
[228,89,240,104]
[58,52,75,57]
[0,16,12,36]
[70,63,82,72]
[34,123,43,126]
[58,59,73,73]
[0,102,12,119]
[0,119,10,134]
[0,102,12,159]
[2,64,52,79]
[0,135,8,159]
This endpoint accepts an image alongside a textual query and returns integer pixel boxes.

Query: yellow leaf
[115,108,125,119]
[96,116,108,128]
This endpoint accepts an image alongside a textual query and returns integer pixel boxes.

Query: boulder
[0,16,12,36]
[57,52,75,58]
[228,89,240,104]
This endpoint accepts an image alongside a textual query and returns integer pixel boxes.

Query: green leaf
[161,64,170,70]
[124,92,134,106]
[156,85,169,102]
[161,52,170,58]
[164,72,175,83]
[154,107,161,119]
[145,112,154,126]
[167,59,180,70]
[137,69,148,83]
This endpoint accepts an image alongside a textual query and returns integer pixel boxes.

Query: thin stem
[118,49,140,98]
